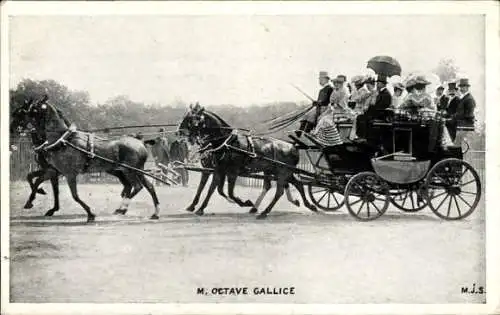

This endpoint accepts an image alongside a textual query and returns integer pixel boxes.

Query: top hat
[448,82,458,90]
[319,71,330,79]
[376,75,388,84]
[458,78,470,87]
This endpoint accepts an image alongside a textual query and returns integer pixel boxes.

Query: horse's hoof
[256,213,268,220]
[292,200,301,207]
[150,214,159,220]
[249,207,258,214]
[87,214,96,223]
[37,188,47,195]
[44,210,56,217]
[186,206,195,212]
[23,203,33,209]
[113,209,127,215]
[308,205,318,212]
[243,200,254,207]
[194,210,204,216]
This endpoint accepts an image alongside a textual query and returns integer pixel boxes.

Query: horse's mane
[204,110,231,128]
[45,102,72,127]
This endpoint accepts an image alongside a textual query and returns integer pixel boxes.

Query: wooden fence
[10,137,485,190]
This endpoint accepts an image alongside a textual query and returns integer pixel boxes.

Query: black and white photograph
[1,1,499,314]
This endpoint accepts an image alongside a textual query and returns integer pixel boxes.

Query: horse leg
[284,183,301,207]
[256,179,285,220]
[27,169,46,195]
[116,173,144,215]
[136,173,161,220]
[66,175,95,223]
[23,170,46,208]
[186,171,210,212]
[288,176,318,212]
[23,169,54,209]
[249,177,272,214]
[195,171,223,216]
[44,168,61,216]
[227,173,254,208]
[109,170,133,215]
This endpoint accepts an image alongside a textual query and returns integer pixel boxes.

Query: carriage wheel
[344,172,389,221]
[390,188,427,212]
[307,184,344,211]
[425,158,481,220]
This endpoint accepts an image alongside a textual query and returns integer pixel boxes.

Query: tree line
[9,77,485,149]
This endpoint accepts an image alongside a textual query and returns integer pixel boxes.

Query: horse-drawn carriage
[287,109,481,221]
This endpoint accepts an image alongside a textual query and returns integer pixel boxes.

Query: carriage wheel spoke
[367,203,370,218]
[349,198,363,207]
[460,179,476,187]
[410,192,415,209]
[453,195,462,217]
[461,167,469,178]
[332,193,341,206]
[312,187,327,194]
[356,200,366,215]
[429,190,448,200]
[401,191,409,207]
[446,196,453,217]
[327,193,331,208]
[461,190,477,195]
[435,194,449,210]
[317,191,328,203]
[372,201,382,214]
[375,196,386,202]
[456,194,473,209]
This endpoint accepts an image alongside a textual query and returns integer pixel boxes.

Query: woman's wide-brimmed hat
[332,75,344,83]
[413,75,431,85]
[351,75,364,85]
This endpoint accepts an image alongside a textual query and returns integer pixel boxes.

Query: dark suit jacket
[456,93,476,126]
[316,85,333,107]
[366,87,391,118]
[446,96,460,117]
[436,95,449,111]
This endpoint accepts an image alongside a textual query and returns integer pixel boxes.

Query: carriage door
[393,127,413,155]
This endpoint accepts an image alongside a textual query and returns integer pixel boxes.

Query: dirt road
[9,175,485,304]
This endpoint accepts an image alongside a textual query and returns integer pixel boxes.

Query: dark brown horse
[20,97,161,222]
[10,98,61,216]
[178,105,316,219]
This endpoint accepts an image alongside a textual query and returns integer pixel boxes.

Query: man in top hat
[456,78,476,127]
[454,78,476,146]
[368,74,392,117]
[444,81,460,142]
[434,84,449,112]
[298,71,333,134]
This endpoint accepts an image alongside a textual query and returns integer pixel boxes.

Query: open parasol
[367,55,402,77]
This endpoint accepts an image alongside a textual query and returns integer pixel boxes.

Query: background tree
[433,58,460,83]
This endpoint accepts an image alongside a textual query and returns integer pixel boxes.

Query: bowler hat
[319,71,330,79]
[376,75,388,84]
[458,78,470,87]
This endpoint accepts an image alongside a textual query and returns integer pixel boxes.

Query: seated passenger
[310,106,343,147]
[399,75,435,114]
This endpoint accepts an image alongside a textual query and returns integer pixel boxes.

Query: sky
[9,15,485,110]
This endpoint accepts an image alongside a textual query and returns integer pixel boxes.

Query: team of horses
[10,97,319,222]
